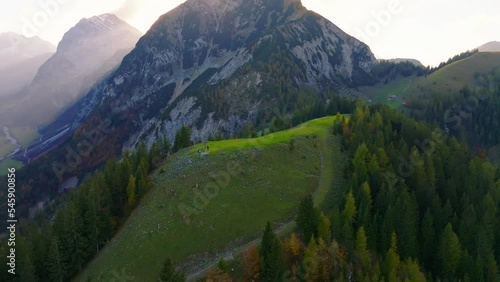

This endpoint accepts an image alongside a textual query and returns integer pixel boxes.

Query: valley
[0,127,23,176]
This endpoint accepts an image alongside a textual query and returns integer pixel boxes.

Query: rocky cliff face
[5,14,142,127]
[66,0,376,153]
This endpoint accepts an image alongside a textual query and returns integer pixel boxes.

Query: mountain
[1,14,142,127]
[0,52,53,97]
[0,33,55,97]
[384,58,425,67]
[477,41,500,52]
[0,33,55,68]
[55,0,375,161]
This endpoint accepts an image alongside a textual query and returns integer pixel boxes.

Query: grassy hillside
[77,116,343,281]
[415,52,500,94]
[360,76,416,109]
[361,52,500,109]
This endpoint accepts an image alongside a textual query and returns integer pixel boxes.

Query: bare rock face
[62,0,375,153]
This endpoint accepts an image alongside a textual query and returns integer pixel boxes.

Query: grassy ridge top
[188,116,337,155]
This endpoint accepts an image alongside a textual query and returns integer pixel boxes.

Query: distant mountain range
[0,33,55,68]
[477,41,500,52]
[0,14,142,128]
[0,33,56,97]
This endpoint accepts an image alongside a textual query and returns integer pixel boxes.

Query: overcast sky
[1,0,498,66]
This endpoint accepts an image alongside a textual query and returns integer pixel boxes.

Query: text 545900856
[6,168,17,275]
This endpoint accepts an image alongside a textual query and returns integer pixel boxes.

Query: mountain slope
[54,0,375,168]
[0,52,53,97]
[0,33,55,68]
[477,41,500,52]
[75,116,341,281]
[412,52,500,95]
[363,52,500,106]
[0,33,55,98]
[1,14,142,127]
[7,0,376,217]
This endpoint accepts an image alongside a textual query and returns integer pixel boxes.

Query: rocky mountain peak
[57,13,141,53]
[42,0,377,173]
[7,15,142,127]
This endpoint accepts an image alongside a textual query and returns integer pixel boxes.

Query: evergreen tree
[47,237,65,282]
[439,223,462,279]
[18,242,37,282]
[393,188,419,259]
[383,232,401,282]
[342,192,357,248]
[296,195,319,241]
[419,209,436,272]
[317,213,332,243]
[260,222,284,281]
[159,258,186,282]
[173,125,193,152]
[355,226,370,271]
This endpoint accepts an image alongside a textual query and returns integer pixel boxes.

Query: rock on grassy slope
[76,116,343,281]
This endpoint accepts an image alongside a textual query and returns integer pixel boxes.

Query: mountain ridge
[60,0,376,155]
[1,14,142,128]
[11,0,378,203]
[0,33,55,68]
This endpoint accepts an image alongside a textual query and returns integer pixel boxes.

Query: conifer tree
[159,258,185,282]
[260,222,284,281]
[47,237,65,282]
[296,195,319,241]
[173,125,193,152]
[439,223,462,279]
[355,226,370,271]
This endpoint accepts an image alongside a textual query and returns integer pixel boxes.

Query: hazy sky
[1,0,498,66]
